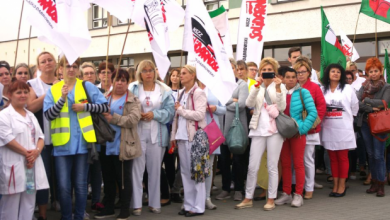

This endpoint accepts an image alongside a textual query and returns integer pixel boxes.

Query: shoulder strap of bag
[382,100,388,110]
[235,102,239,119]
[82,81,92,103]
[207,103,214,120]
[191,92,199,130]
[264,88,272,105]
[299,88,306,110]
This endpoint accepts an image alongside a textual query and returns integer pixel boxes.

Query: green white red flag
[320,6,346,80]
[360,0,390,24]
[209,6,234,58]
[384,49,390,83]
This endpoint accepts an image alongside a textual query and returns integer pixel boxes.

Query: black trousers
[220,144,245,192]
[100,154,133,212]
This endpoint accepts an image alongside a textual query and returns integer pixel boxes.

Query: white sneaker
[314,182,323,189]
[212,185,218,191]
[205,198,217,210]
[291,193,303,207]
[274,192,292,206]
[350,175,357,180]
[230,182,234,190]
[84,211,90,220]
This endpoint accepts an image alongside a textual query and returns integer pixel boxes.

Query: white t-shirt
[249,86,277,137]
[351,73,366,92]
[175,92,189,140]
[28,77,53,145]
[139,84,161,130]
[320,84,359,150]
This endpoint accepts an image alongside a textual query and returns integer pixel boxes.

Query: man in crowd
[288,47,319,83]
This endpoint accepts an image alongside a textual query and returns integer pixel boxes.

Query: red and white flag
[339,30,360,62]
[91,0,136,23]
[133,0,184,80]
[183,0,237,105]
[236,0,267,65]
[25,0,91,65]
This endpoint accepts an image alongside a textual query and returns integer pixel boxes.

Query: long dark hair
[322,63,346,93]
[167,68,182,89]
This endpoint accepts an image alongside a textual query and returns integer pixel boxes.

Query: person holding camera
[235,57,287,211]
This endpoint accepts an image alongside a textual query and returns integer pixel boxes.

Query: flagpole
[14,0,25,68]
[351,13,360,60]
[105,12,112,93]
[375,19,378,58]
[28,26,32,67]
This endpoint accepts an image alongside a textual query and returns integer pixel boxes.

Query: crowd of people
[0,46,389,220]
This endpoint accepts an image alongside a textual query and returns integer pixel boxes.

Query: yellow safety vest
[248,78,257,92]
[50,79,96,146]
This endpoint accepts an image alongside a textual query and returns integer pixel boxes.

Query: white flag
[183,0,237,105]
[91,0,136,23]
[209,6,234,58]
[133,0,184,80]
[236,0,268,65]
[25,0,91,65]
[339,30,360,62]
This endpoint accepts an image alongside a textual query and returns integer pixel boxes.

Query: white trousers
[178,140,206,213]
[132,129,165,209]
[0,191,36,220]
[205,155,215,199]
[304,144,315,191]
[245,134,284,199]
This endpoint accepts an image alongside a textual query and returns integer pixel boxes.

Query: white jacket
[246,82,287,130]
[0,105,49,194]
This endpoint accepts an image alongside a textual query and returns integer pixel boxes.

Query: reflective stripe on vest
[50,79,97,146]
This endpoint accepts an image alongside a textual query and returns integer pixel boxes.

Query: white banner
[91,0,135,23]
[25,0,91,65]
[236,0,268,65]
[339,30,360,62]
[133,0,184,80]
[183,0,237,105]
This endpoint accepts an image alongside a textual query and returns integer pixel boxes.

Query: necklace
[143,84,155,107]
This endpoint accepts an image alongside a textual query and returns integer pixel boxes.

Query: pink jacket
[171,83,207,142]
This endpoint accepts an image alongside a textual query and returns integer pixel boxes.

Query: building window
[379,39,390,55]
[170,55,188,68]
[204,0,228,11]
[120,58,135,68]
[92,4,108,29]
[180,0,228,9]
[270,0,302,4]
[117,19,130,25]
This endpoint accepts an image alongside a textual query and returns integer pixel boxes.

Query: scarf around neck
[362,77,386,99]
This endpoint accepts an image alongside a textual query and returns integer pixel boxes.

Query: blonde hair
[346,61,357,70]
[181,65,199,84]
[136,60,157,83]
[229,57,237,69]
[80,62,96,77]
[36,51,56,68]
[59,56,81,67]
[259,57,280,76]
[293,56,312,77]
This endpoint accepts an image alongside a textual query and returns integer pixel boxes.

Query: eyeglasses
[297,71,307,75]
[66,65,78,69]
[83,72,95,76]
[249,68,258,72]
[17,72,29,76]
[0,72,11,77]
[142,69,154,74]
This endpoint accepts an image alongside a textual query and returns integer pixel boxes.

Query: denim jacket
[129,81,175,147]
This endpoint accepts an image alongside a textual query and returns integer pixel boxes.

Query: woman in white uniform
[170,65,208,217]
[321,64,359,197]
[129,60,174,215]
[0,80,49,220]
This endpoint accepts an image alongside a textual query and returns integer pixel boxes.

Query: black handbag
[82,81,116,144]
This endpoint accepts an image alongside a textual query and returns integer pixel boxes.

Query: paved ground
[44,173,390,220]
